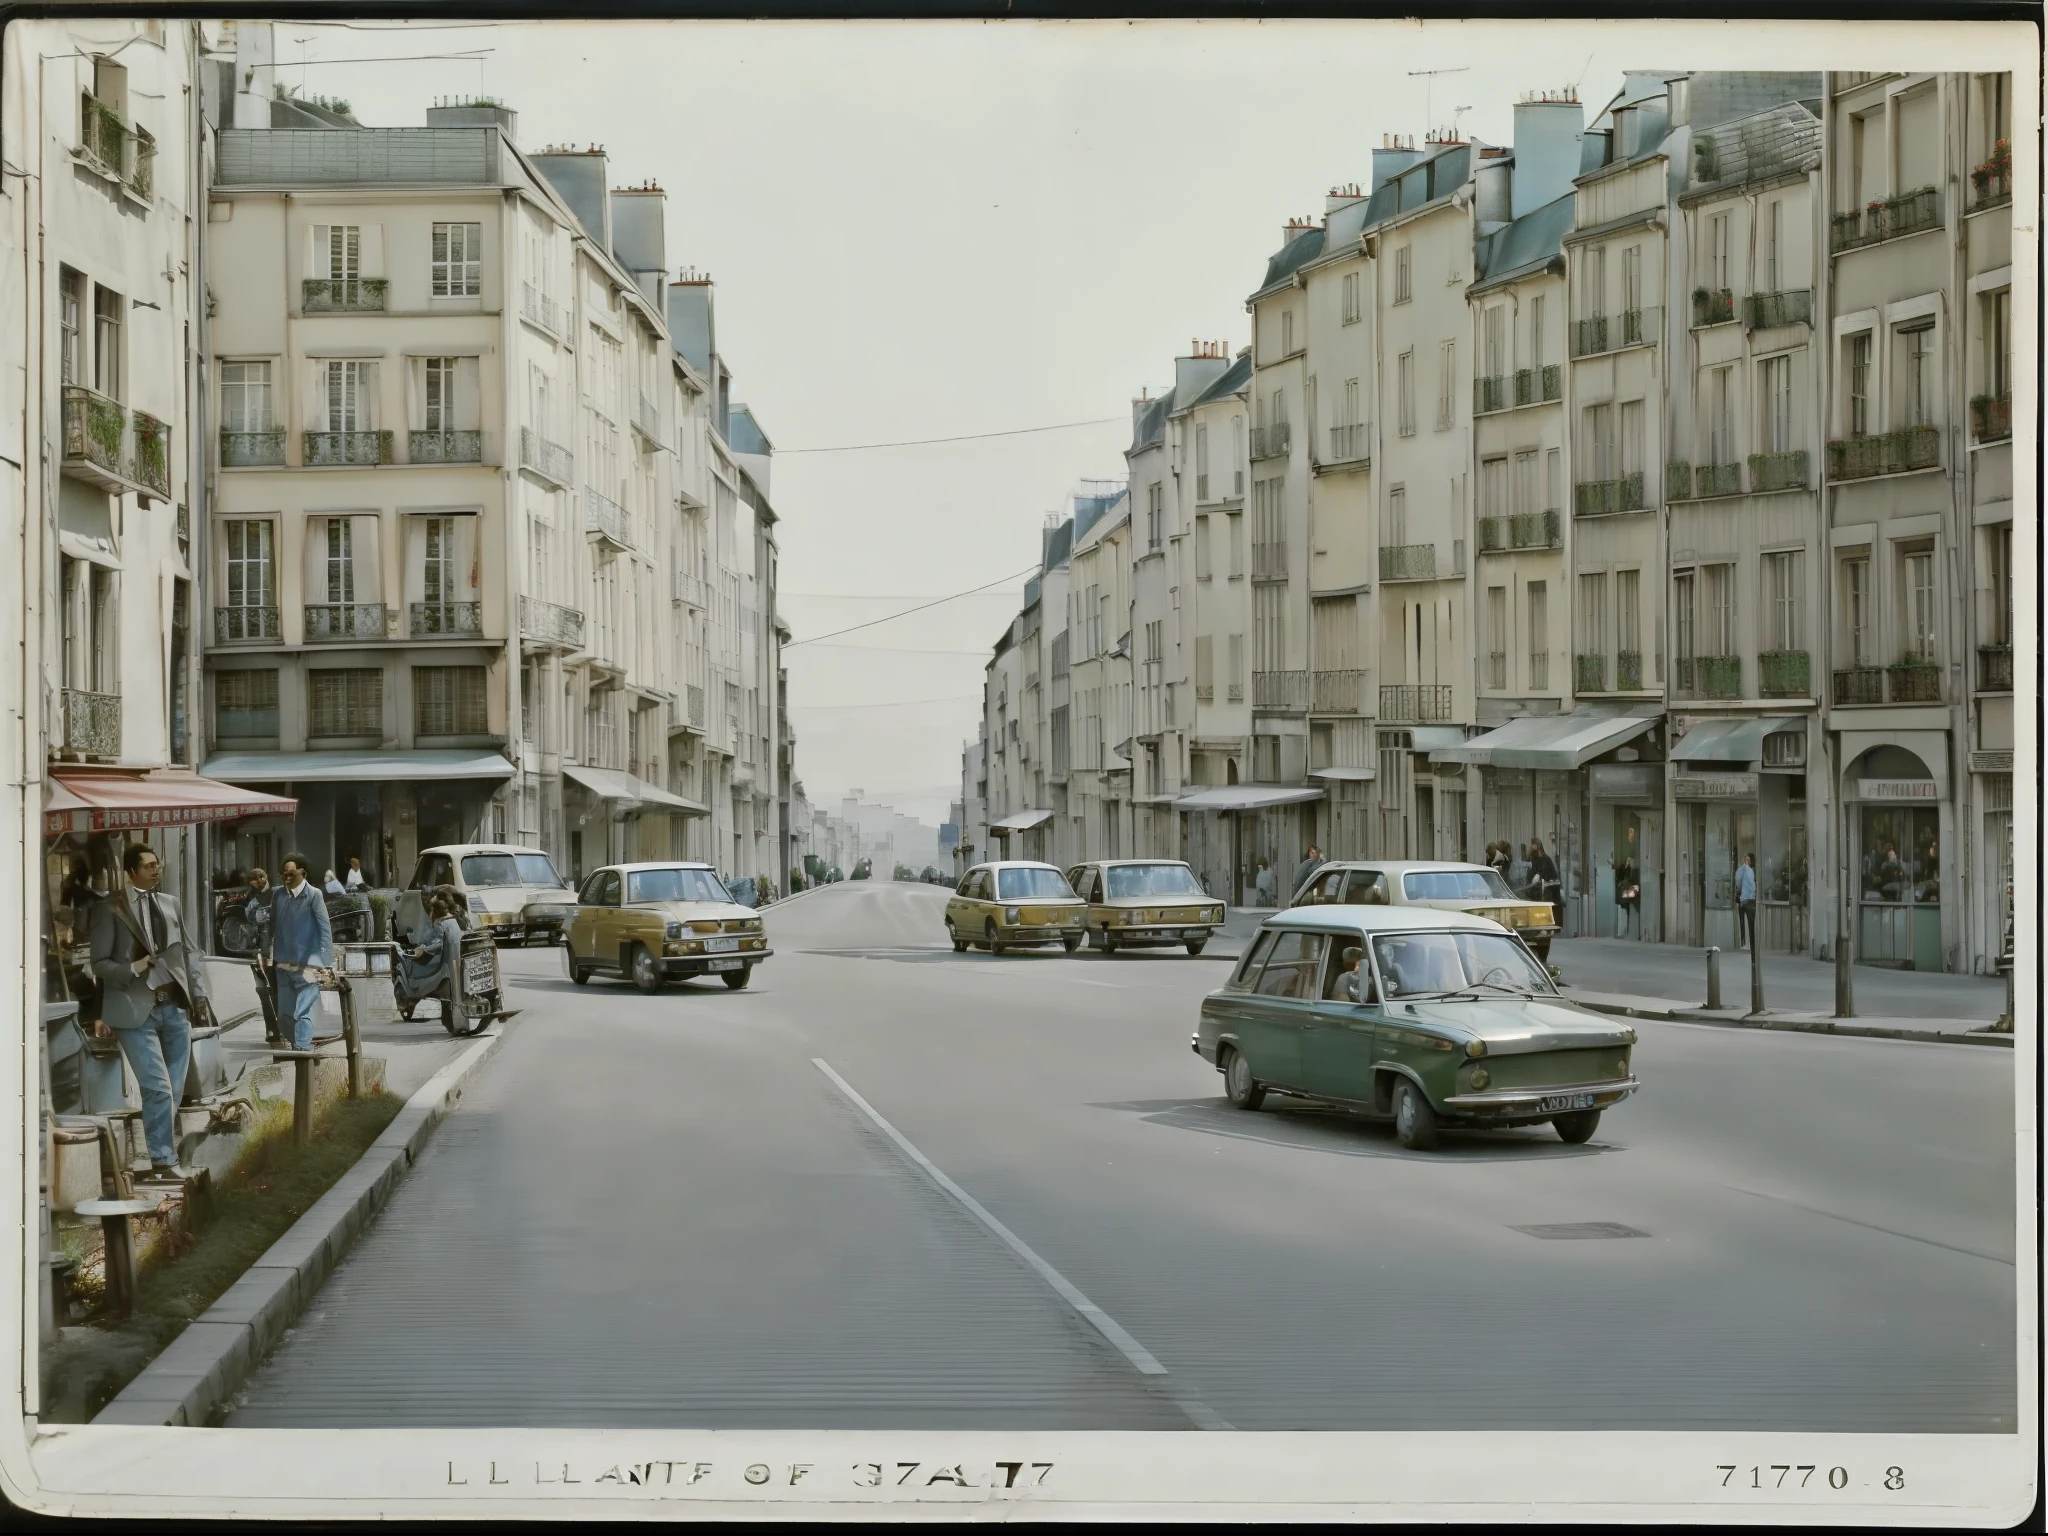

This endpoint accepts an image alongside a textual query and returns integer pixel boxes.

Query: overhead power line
[780,416,1124,455]
[783,565,1036,648]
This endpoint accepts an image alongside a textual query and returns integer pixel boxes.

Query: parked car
[1287,859,1562,960]
[564,862,772,992]
[1065,859,1225,955]
[945,862,1087,954]
[1193,905,1637,1149]
[403,844,579,947]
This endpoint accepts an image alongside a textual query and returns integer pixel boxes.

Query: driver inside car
[1327,944,1369,1003]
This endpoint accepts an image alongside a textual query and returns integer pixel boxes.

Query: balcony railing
[1666,460,1692,500]
[1615,650,1643,690]
[1512,364,1564,405]
[1253,670,1309,713]
[1478,516,1508,553]
[1831,665,1883,705]
[1251,540,1288,581]
[304,602,388,642]
[1380,683,1453,722]
[1312,669,1364,713]
[214,605,280,644]
[129,411,170,498]
[1748,449,1808,491]
[633,392,662,445]
[1745,288,1813,330]
[1830,186,1939,253]
[62,384,169,498]
[585,488,632,552]
[672,571,708,608]
[1971,394,2011,443]
[1574,472,1646,516]
[1328,422,1368,462]
[1486,651,1507,689]
[1969,164,2011,212]
[1759,649,1812,697]
[1250,422,1291,460]
[520,281,562,336]
[304,430,393,466]
[80,94,129,177]
[1511,509,1561,549]
[1826,426,1938,480]
[61,688,121,762]
[1695,655,1742,698]
[1574,653,1606,693]
[1691,288,1734,328]
[518,594,585,651]
[1697,461,1742,498]
[1977,644,2013,692]
[220,428,286,467]
[410,600,482,636]
[1619,305,1660,346]
[1379,542,1437,582]
[410,429,483,463]
[1887,659,1941,703]
[1570,315,1608,357]
[302,278,388,313]
[1474,375,1511,414]
[686,683,705,727]
[519,427,574,487]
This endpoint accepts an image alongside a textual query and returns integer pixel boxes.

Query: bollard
[1705,946,1722,1010]
[1749,922,1765,1017]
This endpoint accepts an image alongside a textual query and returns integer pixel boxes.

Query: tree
[892,862,915,882]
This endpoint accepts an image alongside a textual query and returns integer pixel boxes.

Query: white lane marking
[811,1056,1231,1431]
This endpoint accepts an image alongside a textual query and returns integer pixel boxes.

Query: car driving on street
[405,843,579,947]
[1065,858,1225,954]
[945,861,1088,954]
[1193,905,1637,1149]
[1287,858,1562,959]
[564,861,771,992]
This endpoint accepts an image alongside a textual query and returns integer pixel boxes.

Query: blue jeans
[114,1002,191,1167]
[276,967,321,1050]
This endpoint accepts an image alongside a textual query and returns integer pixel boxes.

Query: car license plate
[705,936,739,953]
[708,958,743,972]
[1539,1092,1597,1113]
[462,953,495,993]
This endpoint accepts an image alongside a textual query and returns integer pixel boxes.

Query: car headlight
[1468,1067,1491,1089]
[1208,907,1224,922]
[1464,1039,1487,1058]
[666,921,684,939]
[1002,906,1020,924]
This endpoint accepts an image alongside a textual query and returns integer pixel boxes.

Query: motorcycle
[393,929,518,1036]
[214,888,272,957]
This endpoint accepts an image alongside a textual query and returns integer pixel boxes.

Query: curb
[93,1026,511,1427]
[1569,994,2014,1048]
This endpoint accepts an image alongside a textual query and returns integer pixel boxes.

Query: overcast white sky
[284,18,1988,826]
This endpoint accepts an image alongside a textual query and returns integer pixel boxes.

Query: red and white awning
[43,766,297,837]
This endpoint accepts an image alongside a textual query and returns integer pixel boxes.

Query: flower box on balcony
[1478,517,1508,553]
[1697,462,1742,498]
[1758,649,1811,697]
[1886,659,1941,703]
[1695,655,1742,698]
[1570,316,1609,357]
[1747,449,1808,491]
[1573,472,1645,516]
[1615,650,1643,690]
[1970,394,2011,442]
[1474,375,1511,414]
[1514,369,1537,407]
[1744,289,1813,330]
[1831,665,1883,705]
[1828,427,1937,480]
[302,278,389,313]
[1692,287,1734,327]
[1509,510,1561,549]
[1573,654,1606,693]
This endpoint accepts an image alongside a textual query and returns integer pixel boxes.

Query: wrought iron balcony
[302,278,389,313]
[1327,422,1368,462]
[130,411,170,498]
[1886,659,1941,703]
[411,601,481,636]
[304,430,393,466]
[60,385,132,493]
[1574,653,1606,693]
[1615,650,1643,690]
[1379,542,1437,582]
[1969,163,2011,213]
[80,94,128,178]
[1971,393,2011,443]
[1830,187,1939,253]
[1826,426,1938,480]
[1312,669,1364,713]
[1253,670,1309,713]
[519,427,574,487]
[1977,643,2013,692]
[1478,516,1508,553]
[520,282,562,336]
[687,683,705,726]
[1695,655,1742,698]
[304,602,388,642]
[1619,306,1661,346]
[1510,365,1564,406]
[518,594,585,651]
[1540,364,1561,401]
[1380,683,1453,723]
[1574,472,1646,516]
[1691,288,1734,328]
[1831,665,1884,705]
[1249,421,1291,460]
[214,605,280,644]
[1745,288,1813,329]
[1759,649,1812,697]
[585,487,633,552]
[1570,315,1608,357]
[1748,450,1808,491]
[60,688,121,762]
[409,429,483,463]
[1511,510,1562,549]
[1697,461,1742,498]
[633,392,662,445]
[1250,540,1288,582]
[1474,375,1511,414]
[1666,460,1693,500]
[672,571,708,609]
[220,428,286,467]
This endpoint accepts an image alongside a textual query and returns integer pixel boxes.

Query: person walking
[1529,839,1563,927]
[1253,858,1277,907]
[88,844,212,1180]
[1735,851,1758,951]
[1292,844,1325,900]
[269,852,334,1051]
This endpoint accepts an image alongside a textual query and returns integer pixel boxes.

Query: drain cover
[1511,1222,1649,1240]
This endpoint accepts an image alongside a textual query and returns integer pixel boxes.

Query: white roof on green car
[1267,905,1503,934]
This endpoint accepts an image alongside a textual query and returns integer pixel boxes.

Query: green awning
[1431,708,1661,770]
[1670,716,1805,764]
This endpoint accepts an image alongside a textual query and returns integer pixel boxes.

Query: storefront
[1307,766,1376,863]
[1171,785,1325,907]
[562,764,710,881]
[1840,741,1948,972]
[1667,716,1810,953]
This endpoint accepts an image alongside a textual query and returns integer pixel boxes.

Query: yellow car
[945,861,1087,954]
[1288,859,1561,960]
[1066,859,1226,955]
[565,862,771,992]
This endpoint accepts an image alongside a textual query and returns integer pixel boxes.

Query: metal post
[1834,780,1855,1018]
[1705,945,1722,1009]
[293,1057,314,1147]
[339,977,362,1098]
[1749,913,1765,1017]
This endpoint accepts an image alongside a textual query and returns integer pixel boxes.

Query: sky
[267,18,1948,827]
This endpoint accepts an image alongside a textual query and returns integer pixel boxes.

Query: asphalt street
[226,880,2018,1432]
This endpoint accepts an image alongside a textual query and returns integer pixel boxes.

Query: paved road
[226,880,2017,1432]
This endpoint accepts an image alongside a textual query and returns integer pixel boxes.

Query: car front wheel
[630,944,663,995]
[947,921,966,954]
[1185,938,1207,956]
[1222,1047,1265,1110]
[1101,928,1118,955]
[1392,1079,1439,1150]
[1553,1108,1600,1144]
[985,920,1006,956]
[1061,931,1083,953]
[721,965,752,990]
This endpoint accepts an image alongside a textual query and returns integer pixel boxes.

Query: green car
[1192,906,1639,1150]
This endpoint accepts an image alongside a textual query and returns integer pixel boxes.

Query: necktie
[146,891,168,952]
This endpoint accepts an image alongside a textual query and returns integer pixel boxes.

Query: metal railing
[1620,305,1660,346]
[1826,426,1938,480]
[672,571,708,608]
[1615,649,1643,690]
[304,602,388,642]
[1474,375,1511,414]
[1574,472,1646,515]
[61,689,121,761]
[1249,422,1291,460]
[1574,653,1606,693]
[410,600,481,636]
[214,605,280,644]
[1570,315,1609,357]
[1694,655,1742,698]
[1512,366,1564,406]
[1969,164,2012,212]
[633,392,661,444]
[584,487,632,550]
[1478,516,1508,553]
[61,384,128,486]
[1748,449,1808,491]
[1831,665,1883,705]
[518,594,585,650]
[1328,422,1368,461]
[1697,461,1742,498]
[1312,669,1364,713]
[130,411,169,497]
[1745,288,1813,329]
[1251,540,1288,581]
[1528,650,1549,690]
[302,278,388,313]
[1759,649,1811,697]
[1379,542,1437,582]
[80,94,129,177]
[1830,187,1939,253]
[519,427,574,487]
[1886,660,1941,703]
[1379,683,1453,722]
[1487,651,1507,689]
[1511,509,1562,549]
[1971,393,2011,442]
[1977,644,2013,692]
[304,430,393,466]
[520,282,562,335]
[220,428,286,467]
[1691,288,1734,327]
[409,429,482,463]
[1253,670,1309,712]
[1666,460,1693,500]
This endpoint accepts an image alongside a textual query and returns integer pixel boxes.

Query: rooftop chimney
[1282,215,1315,247]
[424,95,517,143]
[1371,138,1425,192]
[1511,92,1586,217]
[1174,344,1232,408]
[530,143,611,248]
[1325,181,1366,216]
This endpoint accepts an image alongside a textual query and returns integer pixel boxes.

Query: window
[1342,270,1361,324]
[1343,375,1360,429]
[1528,581,1548,689]
[1253,584,1286,673]
[1895,87,1938,194]
[1760,354,1793,454]
[1227,512,1243,576]
[1706,366,1734,463]
[58,269,82,386]
[1271,387,1287,427]
[1394,246,1412,304]
[1987,524,2013,644]
[1617,568,1640,659]
[1764,200,1781,291]
[93,286,121,397]
[1764,549,1803,650]
[1545,447,1561,511]
[1481,456,1508,517]
[1978,72,2012,159]
[1398,349,1415,435]
[324,517,356,604]
[1196,634,1213,693]
[1483,306,1506,378]
[1529,294,1546,368]
[1987,288,2011,398]
[1194,515,1212,579]
[1513,450,1538,517]
[223,519,274,610]
[309,668,382,737]
[1674,570,1696,676]
[1579,572,1608,663]
[1897,323,1935,428]
[221,361,273,432]
[1583,403,1615,480]
[1848,333,1872,434]
[1228,633,1244,698]
[1708,212,1729,291]
[422,516,461,606]
[1620,399,1644,478]
[1195,422,1210,497]
[1621,243,1642,314]
[1281,308,1295,354]
[431,222,482,297]
[423,357,457,431]
[1703,563,1735,655]
[1582,245,1606,317]
[1436,340,1456,430]
[1146,482,1163,551]
[416,665,489,735]
[1485,586,1507,687]
[325,359,369,432]
[1842,553,1871,664]
[1233,417,1244,495]
[1386,485,1407,546]
[1144,619,1163,664]
[1900,543,1936,661]
[214,668,279,741]
[324,224,361,283]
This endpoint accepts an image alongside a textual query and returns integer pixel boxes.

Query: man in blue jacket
[270,852,334,1050]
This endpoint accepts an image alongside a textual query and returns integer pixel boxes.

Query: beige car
[1288,859,1562,960]
[944,862,1087,954]
[1066,859,1226,955]
[565,862,770,992]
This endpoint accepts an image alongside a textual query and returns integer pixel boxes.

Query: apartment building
[1062,487,1133,862]
[1040,516,1074,866]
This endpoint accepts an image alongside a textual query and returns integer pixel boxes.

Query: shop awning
[201,749,515,784]
[563,764,708,815]
[45,766,298,836]
[1430,707,1660,770]
[1307,766,1377,781]
[1671,716,1804,764]
[1404,726,1469,753]
[1173,786,1326,813]
[989,808,1055,833]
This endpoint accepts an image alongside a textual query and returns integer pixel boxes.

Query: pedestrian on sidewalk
[270,853,334,1051]
[1293,844,1324,900]
[1529,839,1562,926]
[1253,858,1277,907]
[1736,852,1758,950]
[88,844,213,1179]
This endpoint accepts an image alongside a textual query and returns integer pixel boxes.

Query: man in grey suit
[88,843,212,1179]
[270,851,334,1050]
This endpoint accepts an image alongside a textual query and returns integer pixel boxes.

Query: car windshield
[1105,863,1206,900]
[628,868,733,904]
[514,854,563,887]
[461,854,531,888]
[997,867,1077,901]
[1403,868,1515,901]
[1370,930,1555,999]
